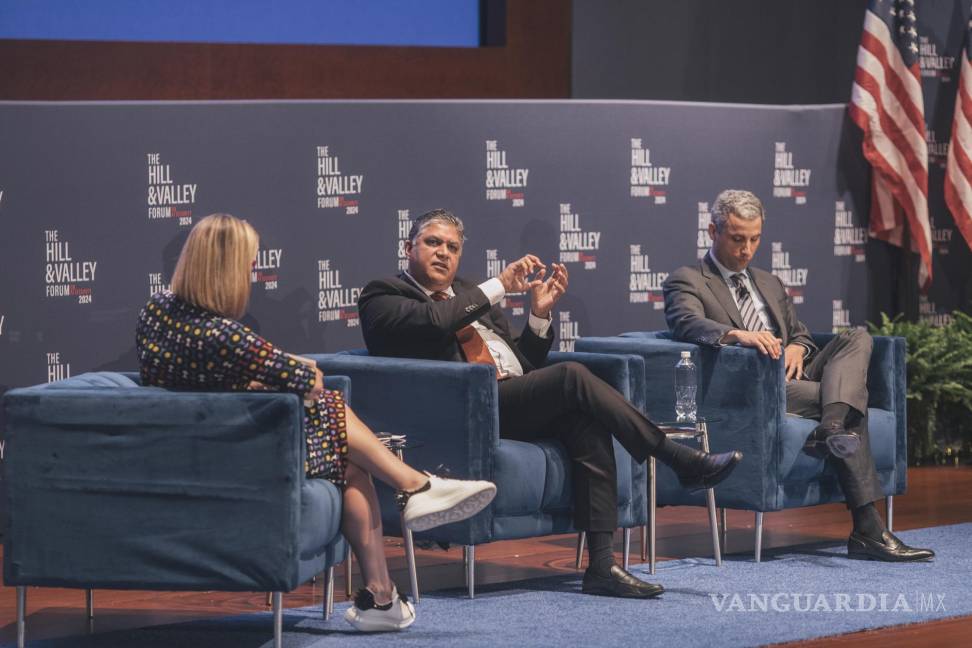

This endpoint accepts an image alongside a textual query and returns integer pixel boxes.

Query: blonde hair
[170,213,259,319]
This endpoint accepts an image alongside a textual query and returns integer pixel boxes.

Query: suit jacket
[358,273,553,372]
[663,255,818,356]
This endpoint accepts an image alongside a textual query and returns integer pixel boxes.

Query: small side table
[645,418,722,574]
[344,433,421,604]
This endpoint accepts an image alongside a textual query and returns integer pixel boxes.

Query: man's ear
[708,222,717,240]
[404,240,414,258]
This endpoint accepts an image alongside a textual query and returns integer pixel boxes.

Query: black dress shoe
[675,450,743,493]
[581,565,664,599]
[803,422,861,459]
[847,530,935,562]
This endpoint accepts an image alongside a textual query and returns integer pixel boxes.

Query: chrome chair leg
[622,528,631,570]
[886,496,894,532]
[699,420,722,566]
[271,592,282,648]
[649,456,657,575]
[754,512,764,563]
[16,586,26,648]
[85,589,94,619]
[640,524,648,563]
[398,516,420,604]
[322,566,335,620]
[720,507,728,547]
[345,554,353,598]
[575,532,586,569]
[464,545,475,599]
[706,487,722,566]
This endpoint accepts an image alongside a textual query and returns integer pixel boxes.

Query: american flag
[945,14,972,251]
[849,0,932,290]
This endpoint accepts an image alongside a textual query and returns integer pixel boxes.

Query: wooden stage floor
[2,466,969,646]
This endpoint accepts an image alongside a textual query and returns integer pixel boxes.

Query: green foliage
[868,312,972,464]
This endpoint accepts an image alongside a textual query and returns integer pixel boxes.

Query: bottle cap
[680,351,691,359]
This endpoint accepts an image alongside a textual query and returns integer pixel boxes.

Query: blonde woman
[136,213,496,632]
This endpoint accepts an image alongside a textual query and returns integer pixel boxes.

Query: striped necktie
[729,273,767,332]
[430,291,498,368]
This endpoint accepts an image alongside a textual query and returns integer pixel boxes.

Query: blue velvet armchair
[307,351,649,596]
[2,371,350,648]
[576,332,907,561]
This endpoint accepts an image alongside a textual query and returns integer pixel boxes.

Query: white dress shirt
[404,272,552,378]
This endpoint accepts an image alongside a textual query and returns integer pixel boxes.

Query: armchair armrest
[2,385,309,591]
[814,333,906,494]
[578,335,787,511]
[308,353,498,544]
[546,351,646,412]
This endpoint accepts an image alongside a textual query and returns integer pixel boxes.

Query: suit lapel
[749,269,788,343]
[397,272,433,302]
[701,256,745,329]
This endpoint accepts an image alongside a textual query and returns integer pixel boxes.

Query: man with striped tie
[663,189,933,563]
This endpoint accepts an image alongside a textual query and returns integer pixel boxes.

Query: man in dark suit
[360,208,743,598]
[663,189,934,562]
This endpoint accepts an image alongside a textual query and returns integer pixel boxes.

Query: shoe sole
[344,608,416,632]
[405,484,497,532]
[826,434,861,459]
[846,551,935,562]
[581,584,665,599]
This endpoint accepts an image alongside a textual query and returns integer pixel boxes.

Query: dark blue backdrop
[0,100,872,392]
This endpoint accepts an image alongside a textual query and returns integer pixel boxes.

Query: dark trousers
[497,361,664,532]
[785,328,884,508]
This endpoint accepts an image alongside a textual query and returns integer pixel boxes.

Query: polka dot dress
[137,290,348,485]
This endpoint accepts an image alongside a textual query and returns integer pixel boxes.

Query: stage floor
[2,466,970,647]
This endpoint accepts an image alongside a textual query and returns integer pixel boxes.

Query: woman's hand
[307,367,326,401]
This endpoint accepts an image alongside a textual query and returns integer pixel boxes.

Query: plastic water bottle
[675,351,697,423]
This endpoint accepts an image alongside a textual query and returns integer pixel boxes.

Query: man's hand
[783,344,806,382]
[498,254,545,293]
[530,263,569,318]
[724,329,783,359]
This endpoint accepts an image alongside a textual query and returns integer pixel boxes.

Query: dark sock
[586,531,616,575]
[852,503,885,540]
[653,437,703,473]
[820,402,852,429]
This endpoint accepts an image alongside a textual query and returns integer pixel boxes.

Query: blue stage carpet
[13,524,971,647]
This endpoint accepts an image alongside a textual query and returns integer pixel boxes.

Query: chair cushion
[781,408,897,483]
[493,439,572,517]
[36,372,140,389]
[299,478,344,558]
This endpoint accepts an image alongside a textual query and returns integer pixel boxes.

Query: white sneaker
[344,586,416,632]
[400,474,497,532]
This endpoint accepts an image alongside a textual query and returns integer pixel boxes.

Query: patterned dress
[136,290,348,485]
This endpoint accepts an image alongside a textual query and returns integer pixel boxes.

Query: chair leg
[720,507,728,546]
[622,528,631,570]
[886,496,894,532]
[649,456,657,575]
[640,525,648,563]
[706,487,722,567]
[271,592,282,648]
[464,545,475,599]
[16,586,26,648]
[345,553,353,598]
[399,513,420,604]
[575,531,586,569]
[85,589,94,620]
[754,512,764,563]
[322,566,335,620]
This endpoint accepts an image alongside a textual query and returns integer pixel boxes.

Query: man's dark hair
[407,208,466,244]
